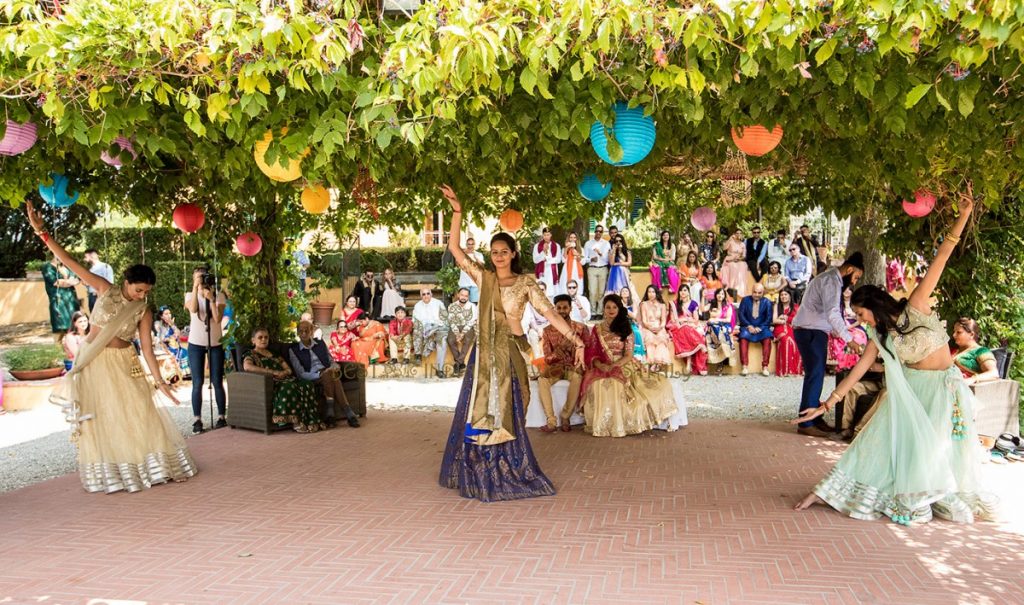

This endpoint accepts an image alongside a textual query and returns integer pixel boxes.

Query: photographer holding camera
[185,266,227,433]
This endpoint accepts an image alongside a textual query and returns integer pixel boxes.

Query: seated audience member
[152,305,190,382]
[737,283,774,376]
[63,311,91,371]
[412,288,449,378]
[783,244,812,303]
[287,320,360,428]
[619,286,646,361]
[245,327,325,433]
[706,288,737,369]
[537,294,589,433]
[772,289,803,377]
[564,279,591,323]
[579,294,678,438]
[836,365,885,441]
[352,314,389,367]
[388,306,414,364]
[827,286,866,373]
[952,317,1000,385]
[638,284,673,370]
[298,311,323,340]
[699,261,722,303]
[522,290,551,377]
[352,270,382,319]
[328,319,357,362]
[668,287,708,376]
[760,261,787,303]
[446,287,478,374]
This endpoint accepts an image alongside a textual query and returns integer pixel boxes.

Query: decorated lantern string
[0,120,38,156]
[731,125,784,157]
[690,207,717,231]
[902,189,936,218]
[499,208,524,232]
[38,173,79,208]
[578,173,613,202]
[590,102,657,167]
[236,232,263,256]
[100,136,137,167]
[172,202,205,234]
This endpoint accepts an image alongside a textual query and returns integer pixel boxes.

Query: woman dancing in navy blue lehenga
[438,186,585,502]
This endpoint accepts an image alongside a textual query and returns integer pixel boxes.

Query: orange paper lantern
[499,209,524,232]
[730,125,784,157]
[301,185,331,214]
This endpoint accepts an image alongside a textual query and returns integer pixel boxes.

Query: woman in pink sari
[638,285,673,369]
[328,319,356,362]
[668,287,708,376]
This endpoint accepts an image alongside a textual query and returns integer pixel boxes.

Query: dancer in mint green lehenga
[794,187,996,525]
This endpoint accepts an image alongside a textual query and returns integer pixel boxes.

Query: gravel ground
[0,374,831,494]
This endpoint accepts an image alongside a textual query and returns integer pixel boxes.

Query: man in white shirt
[412,288,449,378]
[765,229,789,268]
[564,279,591,323]
[582,225,610,316]
[184,266,227,433]
[446,287,478,375]
[459,237,485,303]
[83,248,113,311]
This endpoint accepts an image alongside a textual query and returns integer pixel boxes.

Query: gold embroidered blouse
[888,305,949,365]
[91,287,146,342]
[457,257,553,335]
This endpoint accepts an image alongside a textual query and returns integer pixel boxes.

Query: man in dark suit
[744,225,768,282]
[287,321,360,428]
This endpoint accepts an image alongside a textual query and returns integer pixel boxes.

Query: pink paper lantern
[100,136,137,167]
[236,231,263,256]
[690,206,717,231]
[0,120,38,156]
[172,203,205,233]
[902,189,936,218]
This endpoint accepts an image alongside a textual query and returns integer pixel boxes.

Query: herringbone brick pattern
[1,412,1022,605]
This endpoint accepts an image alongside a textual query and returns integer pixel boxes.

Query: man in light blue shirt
[783,245,813,303]
[293,246,310,293]
[84,248,113,311]
[791,253,865,436]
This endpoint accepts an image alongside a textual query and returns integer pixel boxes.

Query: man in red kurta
[537,294,589,432]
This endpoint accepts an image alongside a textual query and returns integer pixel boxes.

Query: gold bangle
[945,234,961,245]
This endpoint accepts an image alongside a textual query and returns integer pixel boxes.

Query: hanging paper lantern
[100,136,137,167]
[0,120,38,156]
[172,202,205,234]
[630,197,646,220]
[730,125,784,157]
[253,128,307,182]
[301,185,331,214]
[577,173,613,201]
[38,173,79,208]
[690,207,717,231]
[499,209,524,232]
[589,102,657,167]
[236,232,263,256]
[902,189,936,218]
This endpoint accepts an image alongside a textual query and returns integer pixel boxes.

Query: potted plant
[3,344,65,380]
[306,252,348,325]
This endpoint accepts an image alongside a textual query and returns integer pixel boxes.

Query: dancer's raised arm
[909,184,974,314]
[441,185,468,269]
[26,200,111,295]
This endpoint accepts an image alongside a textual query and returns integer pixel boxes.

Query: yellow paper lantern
[253,128,308,182]
[301,185,331,214]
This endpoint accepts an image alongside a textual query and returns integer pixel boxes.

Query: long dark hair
[709,287,727,314]
[702,261,719,280]
[659,230,672,249]
[850,285,920,347]
[490,232,523,275]
[776,288,795,315]
[612,234,629,259]
[67,310,90,335]
[685,250,699,268]
[643,284,663,304]
[675,287,693,314]
[602,294,632,340]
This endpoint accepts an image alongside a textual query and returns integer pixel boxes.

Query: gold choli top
[888,304,949,365]
[458,257,553,334]
[91,286,146,342]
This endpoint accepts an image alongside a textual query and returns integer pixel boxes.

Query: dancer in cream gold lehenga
[27,202,196,493]
[794,187,996,525]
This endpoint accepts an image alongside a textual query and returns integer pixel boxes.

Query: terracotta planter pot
[10,367,64,381]
[309,302,336,325]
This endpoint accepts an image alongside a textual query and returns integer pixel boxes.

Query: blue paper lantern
[38,173,79,208]
[589,102,656,167]
[577,173,613,201]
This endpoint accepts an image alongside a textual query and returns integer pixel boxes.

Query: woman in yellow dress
[579,294,679,438]
[438,186,585,502]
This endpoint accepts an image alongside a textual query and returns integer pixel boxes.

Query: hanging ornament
[577,173,613,201]
[301,185,332,214]
[38,173,79,208]
[902,189,936,218]
[731,125,784,157]
[690,207,717,231]
[352,165,380,219]
[499,209,524,232]
[589,102,657,167]
[236,232,263,256]
[253,128,308,182]
[100,136,137,167]
[719,149,752,207]
[0,120,38,156]
[172,203,205,233]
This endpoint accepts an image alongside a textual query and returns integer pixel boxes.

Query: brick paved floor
[1,411,1022,605]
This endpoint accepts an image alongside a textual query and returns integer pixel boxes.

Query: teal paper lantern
[590,102,656,167]
[38,173,79,208]
[578,173,612,201]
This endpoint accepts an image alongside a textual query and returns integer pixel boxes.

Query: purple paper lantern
[690,206,717,231]
[100,136,137,167]
[0,120,38,156]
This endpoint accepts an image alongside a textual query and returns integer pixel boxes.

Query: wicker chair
[226,343,366,434]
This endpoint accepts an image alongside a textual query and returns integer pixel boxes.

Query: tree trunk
[845,203,886,287]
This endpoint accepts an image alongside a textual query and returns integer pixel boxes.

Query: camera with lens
[196,266,217,289]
